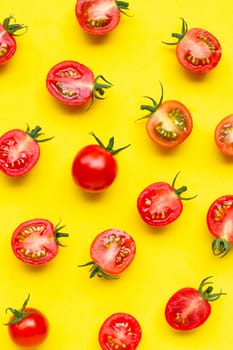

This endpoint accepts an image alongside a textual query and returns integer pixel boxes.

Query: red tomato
[165,276,225,330]
[163,18,222,73]
[214,115,233,156]
[0,15,27,65]
[72,132,130,192]
[140,83,192,148]
[207,195,233,257]
[46,60,112,106]
[0,126,53,177]
[5,295,49,348]
[137,173,196,226]
[11,218,69,265]
[75,0,130,36]
[98,312,142,350]
[79,229,136,279]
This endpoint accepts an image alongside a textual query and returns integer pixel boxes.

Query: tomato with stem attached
[215,115,233,156]
[72,132,130,192]
[139,82,192,148]
[75,0,130,36]
[99,312,142,350]
[46,60,112,107]
[0,15,27,65]
[137,172,196,226]
[78,229,136,279]
[11,218,69,265]
[4,294,49,348]
[207,195,233,258]
[162,18,222,73]
[0,125,53,177]
[165,276,225,330]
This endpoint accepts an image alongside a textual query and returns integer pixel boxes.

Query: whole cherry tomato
[215,115,233,156]
[162,18,222,73]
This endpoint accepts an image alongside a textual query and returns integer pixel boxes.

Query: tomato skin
[8,307,49,348]
[146,100,192,148]
[98,313,142,350]
[215,115,233,156]
[0,24,16,65]
[75,0,121,36]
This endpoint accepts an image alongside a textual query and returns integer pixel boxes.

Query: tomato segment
[98,313,142,350]
[215,115,233,156]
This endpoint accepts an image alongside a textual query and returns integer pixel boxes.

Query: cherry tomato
[0,15,27,65]
[140,83,192,148]
[46,60,112,106]
[214,115,233,156]
[165,276,225,330]
[79,229,136,279]
[75,0,130,36]
[72,132,130,192]
[137,172,196,226]
[0,125,53,177]
[162,18,222,73]
[207,195,233,258]
[11,218,69,265]
[99,312,142,350]
[5,294,49,348]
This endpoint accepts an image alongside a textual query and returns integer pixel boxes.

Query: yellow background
[1,0,233,349]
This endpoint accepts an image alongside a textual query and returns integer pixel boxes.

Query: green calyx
[55,222,69,247]
[26,125,54,143]
[172,171,197,201]
[212,238,231,258]
[89,132,131,155]
[93,75,113,100]
[78,261,119,280]
[162,17,188,45]
[115,1,131,16]
[4,294,34,326]
[198,276,226,302]
[139,81,164,120]
[3,15,28,36]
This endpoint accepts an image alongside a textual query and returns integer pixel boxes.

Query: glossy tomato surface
[46,60,94,106]
[75,0,121,35]
[91,229,136,275]
[146,100,192,148]
[215,115,233,156]
[176,28,222,73]
[72,144,117,192]
[0,129,40,177]
[165,287,211,330]
[137,182,183,226]
[98,313,142,350]
[11,219,60,265]
[0,24,16,65]
[8,307,49,347]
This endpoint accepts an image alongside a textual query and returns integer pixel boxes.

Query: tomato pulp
[215,115,233,156]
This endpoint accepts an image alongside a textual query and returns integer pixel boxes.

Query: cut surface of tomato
[98,312,142,350]
[0,24,16,65]
[215,115,233,156]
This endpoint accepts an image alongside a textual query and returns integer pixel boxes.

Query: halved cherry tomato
[165,276,225,330]
[0,15,27,65]
[162,18,222,73]
[98,312,142,350]
[0,125,53,177]
[11,218,69,265]
[75,0,130,36]
[46,60,112,106]
[137,172,196,226]
[5,295,49,348]
[214,115,233,156]
[78,229,136,279]
[72,132,130,192]
[139,83,192,148]
[207,195,233,258]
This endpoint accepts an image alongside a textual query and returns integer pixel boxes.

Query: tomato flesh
[0,129,40,176]
[46,60,94,106]
[11,219,59,265]
[165,287,211,330]
[98,313,142,350]
[75,0,120,35]
[215,115,233,156]
[137,182,183,226]
[146,100,192,148]
[0,24,16,65]
[8,307,49,347]
[176,28,222,73]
